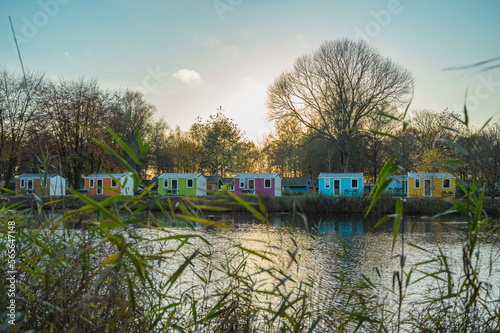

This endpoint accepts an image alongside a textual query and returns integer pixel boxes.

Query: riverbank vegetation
[8,187,500,218]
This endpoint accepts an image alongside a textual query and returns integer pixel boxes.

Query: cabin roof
[234,173,280,179]
[407,172,455,178]
[222,177,234,184]
[281,177,311,187]
[84,173,130,178]
[158,173,205,179]
[318,173,364,178]
[16,173,62,179]
[389,175,408,180]
[206,175,221,183]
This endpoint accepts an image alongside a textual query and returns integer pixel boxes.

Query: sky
[1,0,500,141]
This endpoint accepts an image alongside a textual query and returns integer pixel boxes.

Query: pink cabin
[234,173,281,197]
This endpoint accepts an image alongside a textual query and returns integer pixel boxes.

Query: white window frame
[351,179,358,189]
[415,178,420,189]
[324,178,330,189]
[240,179,245,189]
[164,178,169,188]
[264,179,272,189]
[187,178,194,188]
[27,179,34,190]
[111,178,118,188]
[90,179,95,188]
[248,179,255,190]
[20,179,25,188]
[443,178,451,189]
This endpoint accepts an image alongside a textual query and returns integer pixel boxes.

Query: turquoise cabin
[318,173,364,196]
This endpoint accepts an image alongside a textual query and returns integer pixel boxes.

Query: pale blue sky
[2,0,500,140]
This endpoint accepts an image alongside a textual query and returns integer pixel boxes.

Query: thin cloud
[173,69,202,84]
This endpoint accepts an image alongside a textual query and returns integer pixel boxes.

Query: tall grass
[364,106,500,332]
[1,119,499,332]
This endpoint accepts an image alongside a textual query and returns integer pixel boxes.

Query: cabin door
[171,179,178,194]
[424,179,432,197]
[334,179,341,196]
[97,179,103,195]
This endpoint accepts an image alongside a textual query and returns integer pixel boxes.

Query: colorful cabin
[309,178,319,193]
[281,177,312,193]
[148,177,159,195]
[234,173,281,196]
[221,177,235,192]
[318,173,364,196]
[385,175,408,196]
[407,172,455,198]
[15,173,66,197]
[206,175,223,192]
[158,173,207,196]
[84,173,134,196]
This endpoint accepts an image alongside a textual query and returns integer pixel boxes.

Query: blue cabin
[281,177,312,193]
[385,175,408,196]
[318,173,364,196]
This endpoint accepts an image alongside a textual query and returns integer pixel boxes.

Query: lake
[130,211,499,331]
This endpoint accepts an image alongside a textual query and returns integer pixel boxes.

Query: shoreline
[5,193,499,217]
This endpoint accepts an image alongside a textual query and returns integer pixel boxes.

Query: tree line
[0,69,262,188]
[1,38,499,197]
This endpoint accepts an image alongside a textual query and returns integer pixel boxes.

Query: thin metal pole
[8,16,28,90]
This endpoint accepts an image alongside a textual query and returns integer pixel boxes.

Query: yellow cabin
[407,172,455,198]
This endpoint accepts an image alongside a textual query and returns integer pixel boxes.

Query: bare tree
[110,90,157,179]
[42,78,114,189]
[267,38,414,172]
[0,68,45,187]
[407,109,462,172]
[473,123,500,205]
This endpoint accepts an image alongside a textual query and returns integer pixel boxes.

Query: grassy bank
[2,187,499,332]
[11,192,499,217]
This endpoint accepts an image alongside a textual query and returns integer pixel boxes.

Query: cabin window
[248,179,255,190]
[231,185,234,192]
[415,178,420,189]
[351,179,358,188]
[264,179,271,188]
[27,179,34,190]
[187,179,193,188]
[325,179,330,189]
[443,178,451,189]
[164,179,169,188]
[90,179,94,188]
[111,179,117,187]
[240,179,245,188]
[20,179,25,188]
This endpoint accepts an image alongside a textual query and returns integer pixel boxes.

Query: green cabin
[157,173,207,196]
